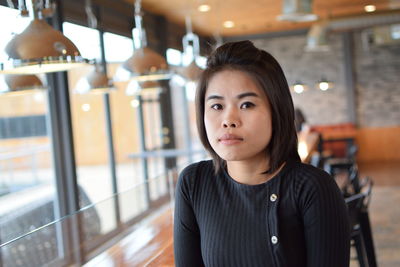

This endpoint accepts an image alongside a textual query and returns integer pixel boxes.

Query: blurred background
[0,0,399,266]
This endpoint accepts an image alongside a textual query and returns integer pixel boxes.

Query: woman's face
[204,69,273,163]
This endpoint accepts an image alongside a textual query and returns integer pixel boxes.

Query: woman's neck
[227,156,284,185]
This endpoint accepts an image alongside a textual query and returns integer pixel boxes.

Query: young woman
[174,40,350,267]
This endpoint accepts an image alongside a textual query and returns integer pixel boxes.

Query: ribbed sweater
[174,160,350,267]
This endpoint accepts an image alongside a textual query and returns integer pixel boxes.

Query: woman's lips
[218,134,243,145]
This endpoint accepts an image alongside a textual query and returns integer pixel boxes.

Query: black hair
[196,40,300,174]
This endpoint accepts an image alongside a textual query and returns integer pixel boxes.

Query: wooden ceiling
[122,0,400,37]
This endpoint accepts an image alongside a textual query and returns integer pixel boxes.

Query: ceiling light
[198,5,211,12]
[364,5,376,12]
[75,66,115,94]
[294,84,305,94]
[178,16,203,81]
[0,0,87,74]
[317,78,333,91]
[116,0,170,82]
[292,82,307,94]
[0,74,46,95]
[75,0,115,95]
[223,21,235,28]
[179,60,203,81]
[126,80,162,96]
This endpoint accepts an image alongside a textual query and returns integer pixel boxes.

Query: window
[64,22,117,234]
[0,5,60,265]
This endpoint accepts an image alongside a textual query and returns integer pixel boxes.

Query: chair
[345,177,377,267]
[346,192,369,267]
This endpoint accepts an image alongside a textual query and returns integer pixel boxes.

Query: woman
[174,40,350,267]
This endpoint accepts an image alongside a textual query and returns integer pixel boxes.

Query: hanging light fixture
[75,65,115,94]
[126,80,162,96]
[116,0,170,82]
[0,0,87,74]
[178,16,203,82]
[0,74,46,95]
[75,0,115,94]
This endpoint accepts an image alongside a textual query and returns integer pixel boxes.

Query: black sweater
[174,160,350,267]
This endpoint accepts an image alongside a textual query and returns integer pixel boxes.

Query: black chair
[346,192,368,267]
[345,177,377,267]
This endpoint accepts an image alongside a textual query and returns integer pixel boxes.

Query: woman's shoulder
[285,161,340,196]
[179,160,214,179]
[178,160,214,187]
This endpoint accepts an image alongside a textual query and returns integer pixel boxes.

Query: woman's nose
[222,109,240,128]
[223,121,237,128]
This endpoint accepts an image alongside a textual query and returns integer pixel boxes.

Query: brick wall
[251,31,400,127]
[353,31,400,127]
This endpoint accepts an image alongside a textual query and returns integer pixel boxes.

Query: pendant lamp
[116,0,170,82]
[178,16,203,81]
[0,0,87,74]
[126,80,162,96]
[75,65,115,94]
[75,0,115,94]
[0,74,46,95]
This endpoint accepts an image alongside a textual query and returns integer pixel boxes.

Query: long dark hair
[196,40,300,174]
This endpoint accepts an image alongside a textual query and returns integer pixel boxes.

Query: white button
[271,235,278,244]
[270,194,278,202]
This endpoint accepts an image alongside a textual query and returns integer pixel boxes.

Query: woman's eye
[240,102,255,109]
[211,104,223,110]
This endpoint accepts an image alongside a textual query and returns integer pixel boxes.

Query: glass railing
[0,149,209,267]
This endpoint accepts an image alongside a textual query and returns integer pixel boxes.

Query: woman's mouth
[218,134,243,145]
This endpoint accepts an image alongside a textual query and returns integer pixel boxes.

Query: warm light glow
[294,84,305,94]
[130,99,140,108]
[223,21,235,28]
[319,82,330,91]
[364,5,376,12]
[298,141,308,161]
[82,104,91,112]
[198,4,211,12]
[0,60,87,75]
[33,92,45,102]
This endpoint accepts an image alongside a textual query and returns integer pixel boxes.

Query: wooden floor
[85,161,400,267]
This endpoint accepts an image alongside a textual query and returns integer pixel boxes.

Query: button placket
[269,193,278,245]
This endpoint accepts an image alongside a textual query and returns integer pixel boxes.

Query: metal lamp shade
[179,60,203,81]
[126,80,162,96]
[1,19,87,74]
[75,68,114,94]
[1,74,45,95]
[122,47,170,82]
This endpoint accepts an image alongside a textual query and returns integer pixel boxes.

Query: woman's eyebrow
[237,92,259,99]
[206,95,224,101]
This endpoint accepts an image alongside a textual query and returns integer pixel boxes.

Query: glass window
[63,22,101,61]
[103,32,133,62]
[63,23,117,234]
[103,32,148,223]
[0,6,60,265]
